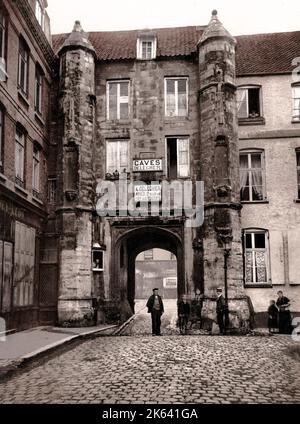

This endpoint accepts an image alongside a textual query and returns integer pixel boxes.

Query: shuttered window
[106,140,129,174]
[165,78,188,117]
[13,222,35,307]
[107,81,129,120]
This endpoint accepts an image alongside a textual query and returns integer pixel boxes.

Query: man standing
[146,288,164,336]
[276,290,292,334]
[216,287,227,335]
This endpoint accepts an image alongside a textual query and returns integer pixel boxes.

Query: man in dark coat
[146,288,164,336]
[276,291,292,334]
[216,287,227,335]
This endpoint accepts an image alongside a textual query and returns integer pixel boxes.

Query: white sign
[133,159,162,172]
[134,184,161,202]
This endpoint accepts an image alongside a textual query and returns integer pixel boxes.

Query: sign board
[163,277,178,289]
[134,184,161,202]
[133,159,162,172]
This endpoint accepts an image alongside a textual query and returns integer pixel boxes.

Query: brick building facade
[1,1,300,331]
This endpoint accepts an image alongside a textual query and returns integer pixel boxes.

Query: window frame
[18,37,29,96]
[105,139,130,175]
[0,6,7,80]
[15,126,26,186]
[32,144,40,194]
[48,177,57,205]
[35,0,44,30]
[136,37,157,60]
[292,84,300,122]
[106,80,129,121]
[165,136,190,179]
[296,149,300,200]
[237,85,264,124]
[34,64,43,115]
[243,228,271,287]
[164,77,189,118]
[239,149,266,202]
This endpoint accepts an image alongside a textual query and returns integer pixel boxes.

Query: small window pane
[254,233,265,249]
[248,88,260,117]
[245,233,252,249]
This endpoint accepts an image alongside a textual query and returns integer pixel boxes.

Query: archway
[112,225,185,318]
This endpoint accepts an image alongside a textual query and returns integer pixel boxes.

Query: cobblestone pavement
[0,333,299,404]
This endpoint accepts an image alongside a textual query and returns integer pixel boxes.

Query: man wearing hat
[216,287,227,335]
[146,288,164,335]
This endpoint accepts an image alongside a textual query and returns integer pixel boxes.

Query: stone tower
[198,11,251,330]
[57,22,96,325]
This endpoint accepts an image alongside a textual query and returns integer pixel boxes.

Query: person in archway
[146,288,164,336]
[216,287,227,335]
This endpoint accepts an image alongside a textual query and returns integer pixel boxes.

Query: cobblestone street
[0,332,299,404]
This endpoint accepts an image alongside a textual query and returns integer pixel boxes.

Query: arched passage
[112,225,185,317]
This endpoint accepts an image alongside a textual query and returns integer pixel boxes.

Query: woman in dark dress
[267,300,278,333]
[276,291,292,334]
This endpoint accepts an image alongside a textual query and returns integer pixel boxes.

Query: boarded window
[13,222,36,307]
[165,78,188,117]
[244,230,269,285]
[240,151,265,201]
[107,81,129,120]
[106,140,129,174]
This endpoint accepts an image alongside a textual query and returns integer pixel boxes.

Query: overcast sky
[47,0,300,36]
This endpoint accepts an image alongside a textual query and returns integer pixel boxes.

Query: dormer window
[137,35,157,60]
[35,1,44,29]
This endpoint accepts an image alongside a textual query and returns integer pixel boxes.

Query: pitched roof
[52,26,300,76]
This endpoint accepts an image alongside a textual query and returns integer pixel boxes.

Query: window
[107,81,129,120]
[144,250,153,260]
[237,86,262,119]
[32,145,40,194]
[0,7,7,80]
[292,86,300,122]
[92,250,104,272]
[165,78,188,117]
[296,150,300,199]
[243,229,269,285]
[18,38,29,95]
[137,36,156,60]
[106,140,129,174]
[35,0,44,29]
[0,108,3,169]
[15,127,25,186]
[166,137,190,178]
[48,177,57,204]
[240,151,265,201]
[35,65,43,114]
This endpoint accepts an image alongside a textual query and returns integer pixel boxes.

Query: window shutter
[166,79,176,116]
[108,83,118,120]
[177,79,187,116]
[119,140,128,171]
[237,89,248,118]
[177,138,190,178]
[106,141,119,173]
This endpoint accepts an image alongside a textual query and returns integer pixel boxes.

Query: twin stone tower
[54,11,252,332]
